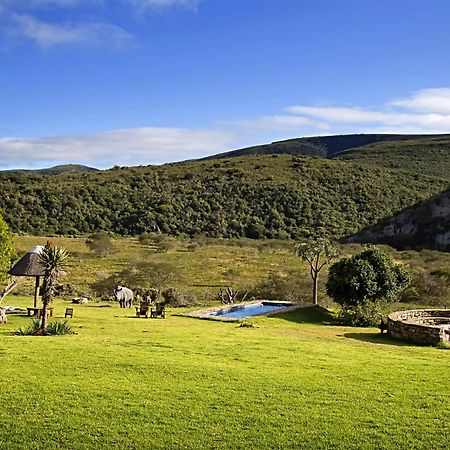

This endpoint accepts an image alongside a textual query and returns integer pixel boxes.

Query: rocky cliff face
[347,188,450,251]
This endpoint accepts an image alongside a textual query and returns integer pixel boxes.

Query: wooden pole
[34,276,40,308]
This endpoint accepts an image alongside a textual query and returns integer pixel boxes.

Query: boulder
[72,297,88,304]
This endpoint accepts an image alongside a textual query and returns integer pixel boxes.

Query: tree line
[0,155,446,240]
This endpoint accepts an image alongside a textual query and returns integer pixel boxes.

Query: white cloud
[235,115,328,131]
[390,88,450,114]
[0,0,201,11]
[124,0,201,9]
[10,13,135,49]
[0,0,203,49]
[235,88,450,136]
[0,127,235,169]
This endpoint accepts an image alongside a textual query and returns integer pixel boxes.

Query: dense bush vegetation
[335,137,450,179]
[0,212,14,283]
[326,247,411,326]
[1,155,447,240]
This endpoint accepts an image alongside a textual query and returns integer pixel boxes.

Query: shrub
[436,342,450,350]
[326,247,410,326]
[186,242,200,252]
[337,301,388,327]
[161,288,197,307]
[15,319,74,336]
[15,318,42,336]
[138,233,161,246]
[398,270,450,307]
[0,212,14,284]
[46,320,75,335]
[86,232,115,257]
[254,271,308,303]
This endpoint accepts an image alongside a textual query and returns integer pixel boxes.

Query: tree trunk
[312,275,319,305]
[34,276,40,308]
[0,308,7,324]
[40,300,49,334]
[0,277,18,303]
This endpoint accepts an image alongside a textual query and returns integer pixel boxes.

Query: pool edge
[176,301,314,322]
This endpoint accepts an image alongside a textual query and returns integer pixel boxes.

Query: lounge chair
[136,302,150,319]
[150,305,165,319]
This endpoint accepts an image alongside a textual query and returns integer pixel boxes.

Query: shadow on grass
[343,332,410,346]
[275,305,338,325]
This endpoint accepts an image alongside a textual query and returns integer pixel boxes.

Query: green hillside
[334,137,450,179]
[0,154,447,239]
[0,164,98,177]
[206,133,450,160]
[347,188,450,251]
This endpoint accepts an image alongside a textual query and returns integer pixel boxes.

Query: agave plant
[38,242,69,334]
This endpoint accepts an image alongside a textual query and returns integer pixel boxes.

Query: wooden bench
[27,307,54,317]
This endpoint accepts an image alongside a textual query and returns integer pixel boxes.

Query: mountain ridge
[203,133,450,160]
[0,164,98,176]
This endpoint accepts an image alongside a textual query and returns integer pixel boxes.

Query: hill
[0,154,447,239]
[334,137,450,179]
[205,133,450,160]
[347,188,450,251]
[0,164,98,177]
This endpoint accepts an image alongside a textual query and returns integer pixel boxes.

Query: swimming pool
[207,301,292,319]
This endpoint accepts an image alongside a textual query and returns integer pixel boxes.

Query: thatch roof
[9,245,46,277]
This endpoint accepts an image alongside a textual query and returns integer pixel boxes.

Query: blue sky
[1,0,450,168]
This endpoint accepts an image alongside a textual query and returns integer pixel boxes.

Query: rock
[72,297,88,304]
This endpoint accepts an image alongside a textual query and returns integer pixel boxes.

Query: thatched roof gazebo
[9,245,45,308]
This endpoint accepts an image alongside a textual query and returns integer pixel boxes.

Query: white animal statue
[113,286,134,308]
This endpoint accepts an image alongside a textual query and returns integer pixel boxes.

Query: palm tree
[38,242,69,334]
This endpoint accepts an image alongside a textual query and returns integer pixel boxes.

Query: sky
[1,0,450,169]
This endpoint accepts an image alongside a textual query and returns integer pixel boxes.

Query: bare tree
[0,277,19,304]
[296,239,339,305]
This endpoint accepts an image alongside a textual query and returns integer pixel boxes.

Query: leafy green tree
[0,212,14,284]
[326,247,411,326]
[39,243,69,334]
[296,238,339,305]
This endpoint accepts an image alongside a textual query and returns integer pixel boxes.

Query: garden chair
[65,308,74,318]
[150,305,165,319]
[136,302,150,319]
[378,319,388,334]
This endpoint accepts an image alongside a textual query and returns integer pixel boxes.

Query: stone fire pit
[388,309,450,346]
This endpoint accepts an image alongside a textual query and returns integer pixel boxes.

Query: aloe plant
[38,243,69,334]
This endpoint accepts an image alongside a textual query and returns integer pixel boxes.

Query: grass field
[10,235,450,309]
[1,297,449,449]
[1,236,449,449]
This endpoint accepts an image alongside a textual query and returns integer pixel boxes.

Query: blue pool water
[208,302,291,319]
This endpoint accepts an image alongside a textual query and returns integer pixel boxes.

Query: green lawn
[1,297,448,449]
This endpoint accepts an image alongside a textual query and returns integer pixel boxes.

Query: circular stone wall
[388,309,450,345]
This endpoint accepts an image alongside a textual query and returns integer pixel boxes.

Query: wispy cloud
[0,0,203,49]
[0,127,235,169]
[124,0,202,10]
[0,0,202,11]
[10,13,135,49]
[389,88,450,114]
[235,88,450,136]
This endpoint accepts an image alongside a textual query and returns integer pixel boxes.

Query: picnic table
[27,307,54,318]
